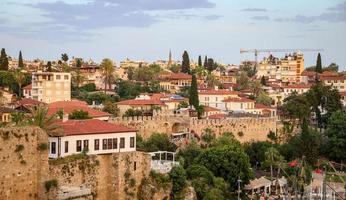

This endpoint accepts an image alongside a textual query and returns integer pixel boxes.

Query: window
[64,141,68,153]
[130,137,135,148]
[76,140,82,152]
[51,142,56,154]
[107,139,113,149]
[64,75,69,80]
[103,139,107,150]
[94,139,99,150]
[83,140,89,151]
[120,138,125,148]
[113,138,118,149]
[56,75,61,80]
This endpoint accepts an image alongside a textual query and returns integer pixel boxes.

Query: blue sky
[0,0,345,69]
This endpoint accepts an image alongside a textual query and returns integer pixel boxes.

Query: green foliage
[187,165,214,184]
[177,101,189,109]
[255,91,272,106]
[177,141,202,168]
[243,141,273,167]
[324,110,346,161]
[15,144,24,152]
[198,55,202,67]
[102,101,119,116]
[140,133,177,152]
[196,142,253,191]
[48,152,89,165]
[79,83,96,92]
[132,64,162,82]
[181,51,190,74]
[69,109,91,119]
[0,48,9,70]
[189,74,199,115]
[46,61,52,72]
[201,128,215,147]
[11,112,25,126]
[18,51,24,69]
[116,80,143,100]
[61,53,69,62]
[123,108,142,117]
[177,86,190,98]
[149,170,171,187]
[76,91,119,104]
[191,177,209,199]
[45,179,58,192]
[38,143,48,151]
[260,76,266,86]
[169,165,187,200]
[203,188,225,200]
[281,92,311,124]
[101,58,115,91]
[267,131,278,143]
[169,64,181,73]
[316,53,322,73]
[236,72,249,90]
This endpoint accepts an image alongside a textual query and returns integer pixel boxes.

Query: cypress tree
[203,56,208,69]
[181,51,190,74]
[0,48,9,71]
[207,58,214,72]
[18,51,24,69]
[46,61,52,72]
[189,73,199,110]
[260,76,266,86]
[316,53,322,73]
[198,55,202,67]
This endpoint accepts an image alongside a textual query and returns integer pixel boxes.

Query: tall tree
[61,53,69,62]
[207,58,215,72]
[0,48,9,71]
[198,55,202,67]
[73,59,84,95]
[315,53,322,74]
[203,56,208,69]
[189,73,199,110]
[28,106,61,136]
[101,58,115,93]
[13,70,25,98]
[325,110,346,161]
[260,76,266,86]
[18,51,24,69]
[46,61,52,72]
[181,51,190,74]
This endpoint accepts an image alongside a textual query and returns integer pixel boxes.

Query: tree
[198,55,202,67]
[116,80,142,99]
[0,48,9,70]
[201,128,215,147]
[316,53,322,73]
[13,69,26,98]
[61,53,69,62]
[123,108,142,117]
[102,101,119,116]
[169,166,187,200]
[69,110,91,119]
[101,58,115,93]
[141,133,177,152]
[11,112,25,126]
[177,101,189,109]
[263,147,284,185]
[18,51,24,69]
[324,63,339,72]
[203,56,208,69]
[46,61,52,72]
[236,72,249,90]
[28,106,61,136]
[203,188,225,200]
[281,93,311,125]
[207,58,215,72]
[196,142,253,191]
[250,80,262,97]
[181,51,190,74]
[189,74,200,116]
[72,59,84,96]
[324,110,346,161]
[178,141,202,168]
[255,91,272,106]
[260,76,266,86]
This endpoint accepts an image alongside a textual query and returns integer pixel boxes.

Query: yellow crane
[240,48,323,69]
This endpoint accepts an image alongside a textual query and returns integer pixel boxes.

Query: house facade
[198,89,239,110]
[49,119,136,158]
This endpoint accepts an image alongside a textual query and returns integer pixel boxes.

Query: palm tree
[11,112,25,126]
[101,58,115,93]
[264,147,284,190]
[28,106,62,136]
[13,69,26,99]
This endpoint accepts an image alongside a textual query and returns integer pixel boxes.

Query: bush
[186,165,214,184]
[38,143,48,151]
[45,179,58,191]
[169,166,187,200]
[15,144,24,152]
[69,110,91,119]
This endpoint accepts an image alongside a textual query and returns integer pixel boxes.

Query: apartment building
[31,72,71,103]
[257,53,304,83]
[319,72,346,92]
[282,84,311,99]
[159,73,192,93]
[198,88,239,110]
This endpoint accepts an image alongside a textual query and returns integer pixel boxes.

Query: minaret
[168,49,172,67]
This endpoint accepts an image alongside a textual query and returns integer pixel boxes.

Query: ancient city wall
[0,127,49,200]
[112,116,278,142]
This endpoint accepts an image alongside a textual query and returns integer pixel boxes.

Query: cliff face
[0,127,152,200]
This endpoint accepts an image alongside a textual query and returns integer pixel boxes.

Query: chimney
[62,114,69,122]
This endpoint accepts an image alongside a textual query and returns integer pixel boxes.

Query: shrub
[15,144,24,152]
[45,179,58,191]
[38,143,48,151]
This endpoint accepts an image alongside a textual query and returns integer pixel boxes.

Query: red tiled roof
[319,76,346,81]
[204,106,220,112]
[339,91,346,96]
[301,70,317,76]
[23,84,32,90]
[223,97,255,103]
[48,100,111,118]
[169,73,192,80]
[208,114,227,119]
[17,98,44,106]
[117,99,166,106]
[199,89,238,96]
[56,119,135,136]
[254,103,273,109]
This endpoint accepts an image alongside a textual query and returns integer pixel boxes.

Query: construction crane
[240,48,323,70]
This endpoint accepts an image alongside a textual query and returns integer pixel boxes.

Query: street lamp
[237,178,242,200]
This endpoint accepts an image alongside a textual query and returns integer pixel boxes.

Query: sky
[0,0,345,69]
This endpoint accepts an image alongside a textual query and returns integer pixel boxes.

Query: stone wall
[0,127,49,200]
[112,116,278,142]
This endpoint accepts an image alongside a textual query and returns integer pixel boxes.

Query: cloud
[204,14,222,20]
[242,8,267,12]
[251,16,270,21]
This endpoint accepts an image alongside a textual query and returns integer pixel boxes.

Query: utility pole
[323,166,327,200]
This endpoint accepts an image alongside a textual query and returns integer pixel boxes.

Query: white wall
[48,132,136,158]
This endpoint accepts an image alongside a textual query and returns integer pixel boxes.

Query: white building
[48,119,136,158]
[282,84,311,99]
[198,88,239,110]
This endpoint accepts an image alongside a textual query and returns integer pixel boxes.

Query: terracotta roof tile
[208,114,227,119]
[199,89,238,96]
[23,84,32,90]
[223,97,255,103]
[56,119,135,136]
[169,73,192,80]
[116,99,166,106]
[17,98,45,106]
